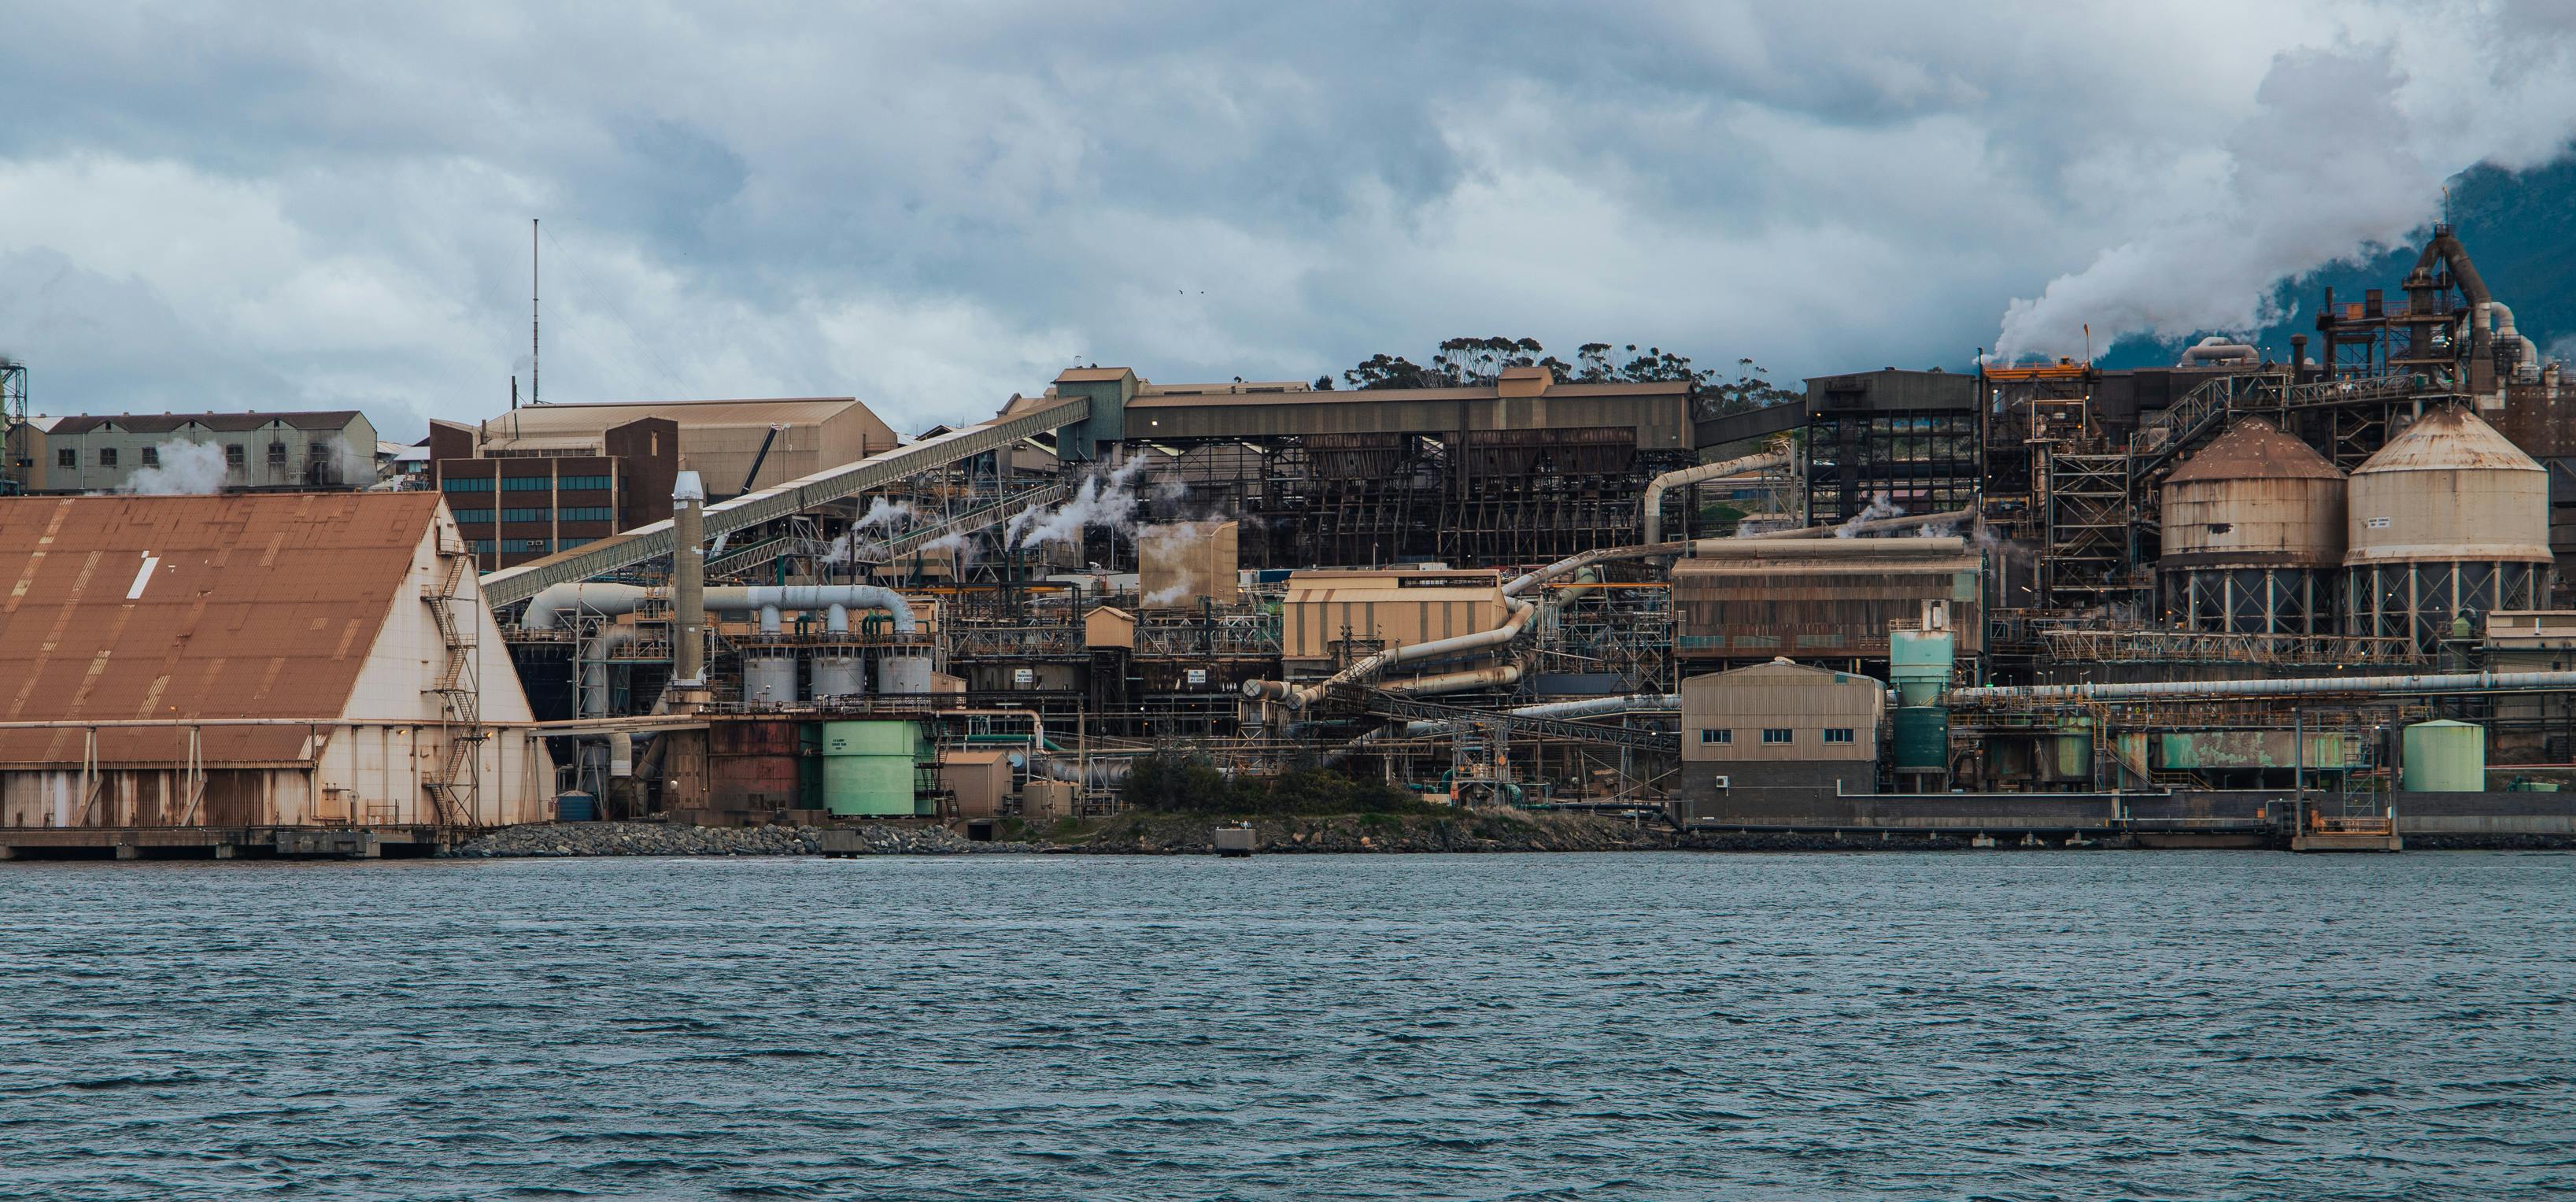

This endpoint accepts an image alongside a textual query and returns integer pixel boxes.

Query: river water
[2,851,2570,1200]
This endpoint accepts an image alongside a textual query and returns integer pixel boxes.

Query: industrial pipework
[522,582,918,634]
[1950,669,2576,705]
[1639,450,1789,546]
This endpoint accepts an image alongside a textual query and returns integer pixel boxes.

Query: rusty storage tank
[708,719,807,811]
[2343,405,2552,651]
[2160,418,2345,634]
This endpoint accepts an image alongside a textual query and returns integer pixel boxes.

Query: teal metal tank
[2400,720,2485,793]
[1888,629,1955,708]
[1892,707,1948,772]
[822,720,922,816]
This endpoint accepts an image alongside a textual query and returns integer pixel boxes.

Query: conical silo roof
[2166,417,2343,483]
[2352,405,2541,476]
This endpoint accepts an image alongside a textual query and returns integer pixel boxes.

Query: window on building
[1698,729,1732,745]
[56,448,76,468]
[98,448,118,468]
[508,538,550,553]
[1761,729,1794,745]
[224,445,245,468]
[140,446,159,467]
[449,509,493,524]
[468,539,497,554]
[267,442,288,468]
[501,508,551,523]
[558,506,614,522]
[501,476,552,491]
[441,476,494,492]
[557,475,614,491]
[1823,728,1856,745]
[557,538,593,550]
[309,442,329,462]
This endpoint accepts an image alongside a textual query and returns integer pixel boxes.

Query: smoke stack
[673,471,706,685]
[2290,334,2308,380]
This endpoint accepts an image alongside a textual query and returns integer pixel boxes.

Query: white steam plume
[123,439,229,495]
[827,497,916,564]
[1994,34,2576,364]
[324,435,375,486]
[1005,457,1151,551]
[1835,491,1902,538]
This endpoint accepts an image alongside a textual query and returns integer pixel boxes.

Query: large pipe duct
[523,583,917,634]
[1641,451,1788,546]
[1246,596,1537,712]
[2179,336,2259,367]
[673,471,707,686]
[2417,228,2497,401]
[1403,693,1679,735]
[1380,665,1523,695]
[1952,669,2576,705]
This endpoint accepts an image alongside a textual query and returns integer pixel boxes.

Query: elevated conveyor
[481,396,1088,608]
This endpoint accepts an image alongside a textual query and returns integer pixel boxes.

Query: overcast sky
[3,2,2574,438]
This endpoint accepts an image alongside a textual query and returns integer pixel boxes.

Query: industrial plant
[3,224,2575,856]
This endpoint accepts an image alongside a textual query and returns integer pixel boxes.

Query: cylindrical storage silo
[811,656,866,701]
[741,654,800,705]
[821,720,921,816]
[1888,628,1955,707]
[2160,418,2345,634]
[2343,407,2552,653]
[1892,707,1949,772]
[2400,719,2485,793]
[878,653,934,695]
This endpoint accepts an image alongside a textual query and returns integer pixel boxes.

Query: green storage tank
[1893,707,1948,771]
[1887,630,1955,708]
[822,720,922,816]
[2400,720,2485,793]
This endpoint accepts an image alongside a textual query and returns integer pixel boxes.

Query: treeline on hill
[1120,756,1439,816]
[1321,336,1801,420]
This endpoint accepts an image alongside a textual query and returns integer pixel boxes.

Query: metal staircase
[423,553,487,828]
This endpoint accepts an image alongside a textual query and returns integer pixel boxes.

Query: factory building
[0,492,553,845]
[449,397,900,499]
[1678,660,1883,799]
[431,415,678,571]
[1671,537,1983,670]
[9,410,380,493]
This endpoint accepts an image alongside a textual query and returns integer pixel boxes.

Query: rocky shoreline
[442,815,2576,858]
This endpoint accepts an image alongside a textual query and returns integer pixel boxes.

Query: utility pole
[531,218,541,406]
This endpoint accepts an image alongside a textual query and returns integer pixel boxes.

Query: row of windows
[61,442,328,470]
[452,506,617,526]
[1698,728,1856,745]
[443,474,618,493]
[469,538,564,555]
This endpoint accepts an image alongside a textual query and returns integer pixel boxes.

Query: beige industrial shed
[1679,660,1883,795]
[472,397,899,498]
[0,492,555,844]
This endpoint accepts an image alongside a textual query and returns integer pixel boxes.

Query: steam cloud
[122,439,230,495]
[1835,490,1902,538]
[1994,37,2576,364]
[1004,457,1156,551]
[1138,518,1226,605]
[826,497,916,564]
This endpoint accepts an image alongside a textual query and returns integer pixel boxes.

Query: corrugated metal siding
[1680,664,1883,762]
[1672,557,1983,659]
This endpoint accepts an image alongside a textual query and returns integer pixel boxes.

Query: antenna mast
[530,218,541,406]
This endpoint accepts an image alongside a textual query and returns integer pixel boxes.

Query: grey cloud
[0,2,2571,438]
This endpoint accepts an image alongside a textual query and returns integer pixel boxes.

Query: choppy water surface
[2,852,2571,1200]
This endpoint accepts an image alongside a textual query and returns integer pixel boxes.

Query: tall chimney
[672,471,706,685]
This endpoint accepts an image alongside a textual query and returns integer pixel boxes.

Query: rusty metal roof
[0,492,439,766]
[2166,417,2343,483]
[2354,405,2543,475]
[484,397,871,438]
